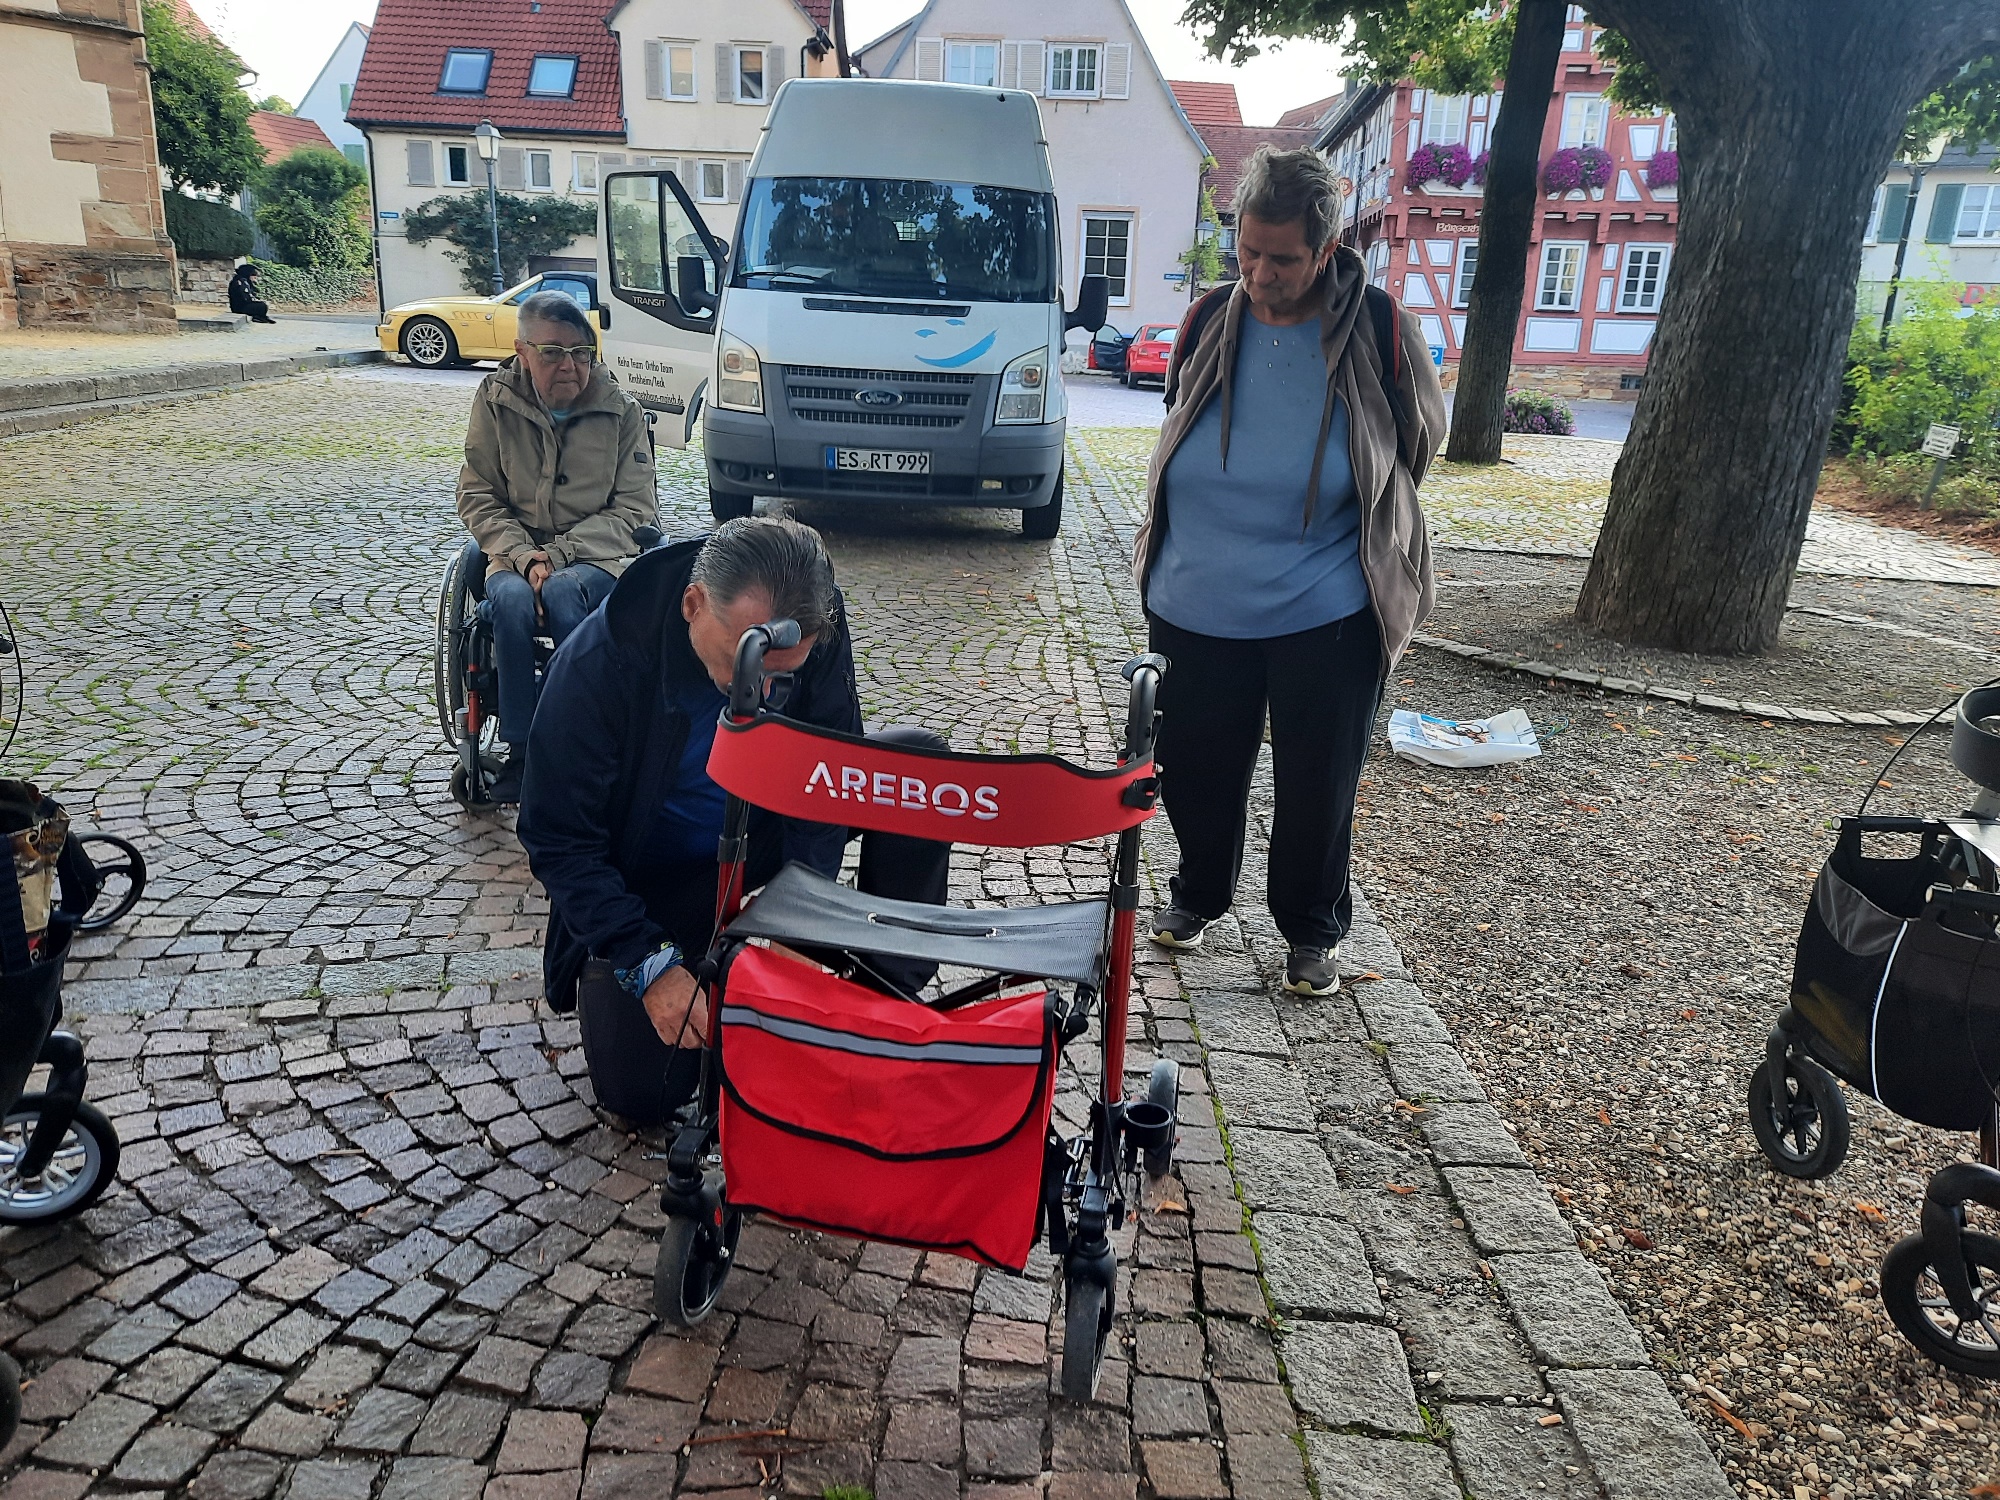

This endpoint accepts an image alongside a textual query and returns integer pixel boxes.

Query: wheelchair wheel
[1748,1054,1849,1179]
[75,834,145,931]
[0,1098,119,1224]
[434,544,475,747]
[1882,1232,2000,1378]
[0,1351,18,1456]
[654,1205,742,1328]
[1059,1272,1114,1401]
[1144,1058,1180,1180]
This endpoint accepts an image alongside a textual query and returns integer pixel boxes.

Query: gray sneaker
[1285,945,1340,996]
[1149,905,1208,949]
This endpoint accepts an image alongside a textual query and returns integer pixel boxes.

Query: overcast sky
[196,0,1352,128]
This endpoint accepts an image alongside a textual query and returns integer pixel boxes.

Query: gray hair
[1234,145,1344,254]
[518,290,594,341]
[692,516,840,639]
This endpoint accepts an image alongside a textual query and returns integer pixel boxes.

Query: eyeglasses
[527,344,596,365]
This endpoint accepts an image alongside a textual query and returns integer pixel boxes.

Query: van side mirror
[676,255,717,315]
[1065,273,1110,333]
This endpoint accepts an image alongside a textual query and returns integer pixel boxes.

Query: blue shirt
[650,680,729,866]
[1147,314,1368,640]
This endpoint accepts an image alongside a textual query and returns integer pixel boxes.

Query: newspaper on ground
[1388,707,1541,768]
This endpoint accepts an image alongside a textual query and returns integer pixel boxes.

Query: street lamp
[473,120,505,296]
[1880,132,1951,347]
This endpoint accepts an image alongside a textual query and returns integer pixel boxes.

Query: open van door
[599,170,727,446]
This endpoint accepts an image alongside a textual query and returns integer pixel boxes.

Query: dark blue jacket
[516,537,860,1007]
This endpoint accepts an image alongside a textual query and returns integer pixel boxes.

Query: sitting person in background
[227,263,275,323]
[456,289,653,802]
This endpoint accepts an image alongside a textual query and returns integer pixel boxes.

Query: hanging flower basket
[1435,143,1475,188]
[1544,145,1613,194]
[1646,149,1680,188]
[1408,143,1444,187]
[1470,151,1491,186]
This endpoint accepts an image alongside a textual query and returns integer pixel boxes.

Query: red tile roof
[168,0,219,44]
[792,0,832,30]
[1199,123,1321,209]
[1169,80,1243,126]
[346,0,625,137]
[1276,94,1343,130]
[248,110,336,162]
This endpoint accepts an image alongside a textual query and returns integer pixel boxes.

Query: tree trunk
[1445,0,1565,465]
[1574,1,2000,653]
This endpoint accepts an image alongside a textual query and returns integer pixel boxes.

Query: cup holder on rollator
[1120,1101,1174,1152]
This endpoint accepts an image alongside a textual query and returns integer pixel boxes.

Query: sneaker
[1149,905,1208,949]
[486,751,525,805]
[1284,945,1340,997]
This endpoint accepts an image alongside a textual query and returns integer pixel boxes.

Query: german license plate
[826,446,930,475]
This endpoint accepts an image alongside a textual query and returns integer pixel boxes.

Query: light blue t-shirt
[1147,314,1367,640]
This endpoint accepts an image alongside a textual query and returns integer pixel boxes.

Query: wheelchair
[648,623,1176,1401]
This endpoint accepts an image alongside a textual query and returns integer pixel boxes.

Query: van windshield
[733,177,1055,303]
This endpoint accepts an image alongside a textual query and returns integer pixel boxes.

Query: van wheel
[709,488,753,523]
[1022,471,1063,540]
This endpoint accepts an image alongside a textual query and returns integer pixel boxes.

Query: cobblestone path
[1,370,1727,1500]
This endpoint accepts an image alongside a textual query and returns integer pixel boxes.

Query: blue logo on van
[913,318,996,369]
[854,387,902,408]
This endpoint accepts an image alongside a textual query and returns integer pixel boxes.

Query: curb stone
[0,350,384,437]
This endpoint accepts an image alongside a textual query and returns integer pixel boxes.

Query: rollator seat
[726,862,1109,986]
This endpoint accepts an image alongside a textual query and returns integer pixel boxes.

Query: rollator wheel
[1747,1054,1849,1179]
[1144,1059,1180,1180]
[1059,1274,1115,1401]
[75,834,146,931]
[0,1352,18,1455]
[449,765,492,810]
[0,1099,119,1224]
[1881,1231,2000,1378]
[654,1206,742,1328]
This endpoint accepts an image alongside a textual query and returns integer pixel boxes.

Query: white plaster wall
[0,26,117,246]
[298,24,370,158]
[1857,170,2000,293]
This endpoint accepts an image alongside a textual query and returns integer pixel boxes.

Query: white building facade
[1860,145,2000,321]
[297,22,370,168]
[855,0,1207,343]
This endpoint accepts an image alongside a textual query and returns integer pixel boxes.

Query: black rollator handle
[728,620,802,720]
[1121,654,1168,763]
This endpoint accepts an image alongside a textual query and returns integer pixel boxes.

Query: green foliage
[142,1,263,195]
[163,193,254,260]
[258,147,366,207]
[246,259,372,307]
[404,191,598,293]
[819,1488,873,1500]
[1502,388,1575,436]
[254,95,294,114]
[1182,183,1226,285]
[1354,0,1512,94]
[255,148,372,270]
[1843,282,2000,467]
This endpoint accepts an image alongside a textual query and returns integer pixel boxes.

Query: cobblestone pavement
[1,373,1750,1500]
[0,321,377,382]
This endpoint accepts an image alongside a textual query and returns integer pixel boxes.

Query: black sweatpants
[1148,609,1383,950]
[576,727,953,1126]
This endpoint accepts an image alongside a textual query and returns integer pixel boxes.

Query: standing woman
[1135,146,1446,996]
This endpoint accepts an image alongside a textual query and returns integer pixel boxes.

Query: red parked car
[1122,323,1178,388]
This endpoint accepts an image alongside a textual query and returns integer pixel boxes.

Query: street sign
[1162,271,1187,284]
[378,211,401,221]
[1428,344,1445,368]
[1922,422,1961,457]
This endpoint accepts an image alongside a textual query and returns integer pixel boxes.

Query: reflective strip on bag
[719,1005,1044,1066]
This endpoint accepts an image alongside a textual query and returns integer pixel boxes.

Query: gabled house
[609,0,835,245]
[1860,144,2000,321]
[297,21,372,169]
[1169,81,1317,281]
[855,0,1208,343]
[348,0,626,307]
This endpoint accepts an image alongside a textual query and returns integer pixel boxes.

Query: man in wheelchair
[455,291,656,802]
[516,516,949,1126]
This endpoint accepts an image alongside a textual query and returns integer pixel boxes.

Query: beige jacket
[456,360,655,581]
[1134,245,1447,671]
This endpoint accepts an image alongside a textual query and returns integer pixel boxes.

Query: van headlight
[995,349,1047,424]
[715,332,764,414]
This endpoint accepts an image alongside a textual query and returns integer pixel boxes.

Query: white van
[595,78,1107,538]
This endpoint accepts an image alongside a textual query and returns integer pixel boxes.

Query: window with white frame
[1453,240,1478,306]
[1559,94,1609,148]
[572,152,599,192]
[736,46,766,102]
[1536,241,1585,310]
[947,40,998,87]
[662,42,696,99]
[1627,123,1659,160]
[444,143,471,186]
[1048,45,1100,98]
[1662,114,1677,150]
[1958,184,2000,242]
[698,160,727,203]
[1618,244,1668,310]
[1422,95,1468,145]
[526,150,553,190]
[1082,213,1131,302]
[1366,238,1390,287]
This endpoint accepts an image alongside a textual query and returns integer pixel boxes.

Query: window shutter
[498,146,525,190]
[1000,41,1021,89]
[1877,183,1909,244]
[717,43,733,101]
[645,41,664,99]
[406,140,434,186]
[767,45,785,87]
[1101,42,1130,99]
[726,160,747,202]
[1018,40,1044,96]
[1926,182,1965,243]
[915,37,943,80]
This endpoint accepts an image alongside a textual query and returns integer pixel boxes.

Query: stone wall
[1437,361,1643,400]
[6,243,178,334]
[178,256,238,305]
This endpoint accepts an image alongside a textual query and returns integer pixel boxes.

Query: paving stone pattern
[1,373,1722,1498]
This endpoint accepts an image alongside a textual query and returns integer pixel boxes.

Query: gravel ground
[1361,641,2000,1499]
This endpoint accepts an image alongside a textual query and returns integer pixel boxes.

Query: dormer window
[440,49,492,94]
[528,55,578,97]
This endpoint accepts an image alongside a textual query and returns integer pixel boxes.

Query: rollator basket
[717,943,1057,1270]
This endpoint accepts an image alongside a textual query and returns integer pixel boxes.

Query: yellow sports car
[379,271,604,369]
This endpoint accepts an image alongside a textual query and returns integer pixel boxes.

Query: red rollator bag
[717,944,1057,1270]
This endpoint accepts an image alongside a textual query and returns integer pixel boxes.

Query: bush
[1842,281,2000,468]
[1502,388,1576,436]
[255,148,371,270]
[164,193,254,260]
[404,190,597,293]
[247,260,371,307]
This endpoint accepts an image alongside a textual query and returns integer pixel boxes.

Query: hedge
[246,260,373,308]
[164,193,254,260]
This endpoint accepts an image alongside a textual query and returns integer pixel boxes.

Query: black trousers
[1148,609,1383,950]
[576,727,953,1126]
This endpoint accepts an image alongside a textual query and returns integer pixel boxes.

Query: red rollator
[649,620,1174,1399]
